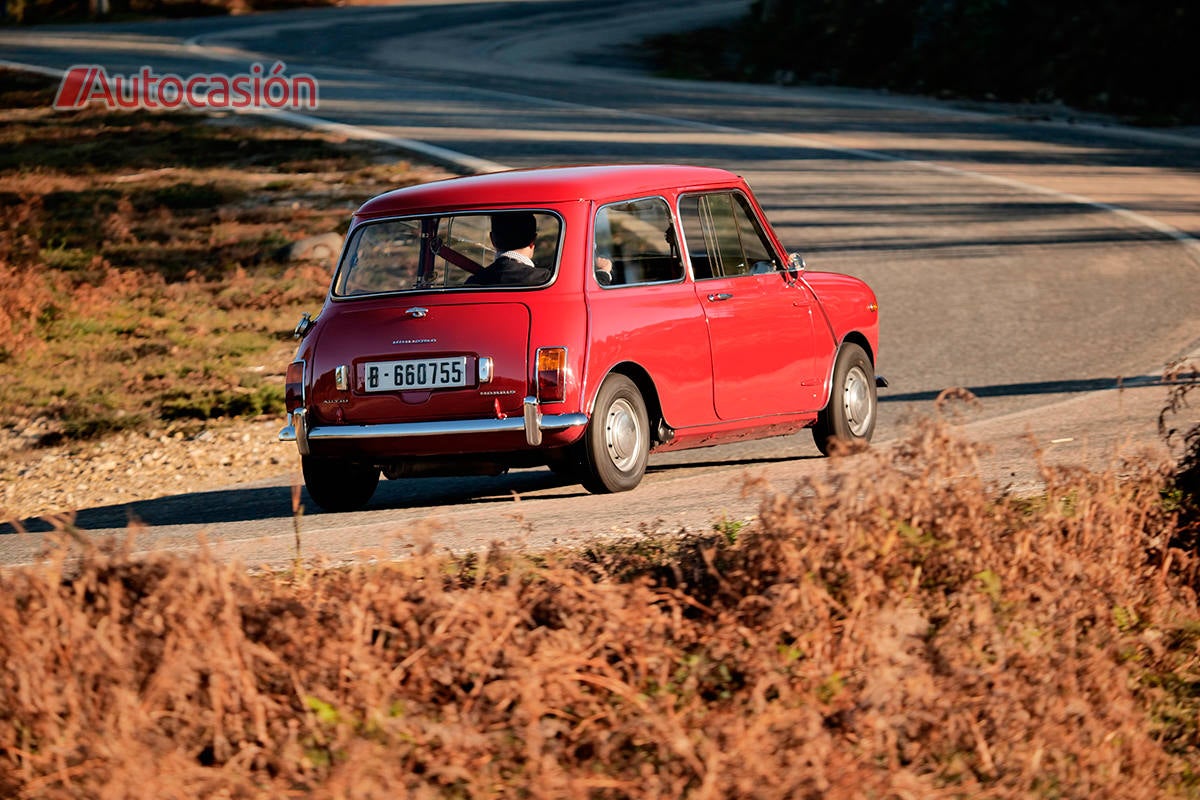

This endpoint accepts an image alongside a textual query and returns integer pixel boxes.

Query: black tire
[812,343,877,455]
[302,455,380,512]
[578,374,650,493]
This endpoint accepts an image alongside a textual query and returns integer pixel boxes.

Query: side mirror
[785,253,807,284]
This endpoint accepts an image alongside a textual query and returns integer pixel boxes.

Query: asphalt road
[2,0,1199,567]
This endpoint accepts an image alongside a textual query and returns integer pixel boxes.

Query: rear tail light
[536,347,566,403]
[285,360,305,412]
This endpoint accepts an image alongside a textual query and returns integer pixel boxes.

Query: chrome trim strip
[300,409,588,445]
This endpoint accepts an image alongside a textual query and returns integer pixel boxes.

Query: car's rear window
[334,211,562,297]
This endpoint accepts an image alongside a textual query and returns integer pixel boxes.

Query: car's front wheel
[302,455,380,512]
[812,342,877,455]
[578,374,650,493]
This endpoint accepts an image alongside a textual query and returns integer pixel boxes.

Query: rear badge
[392,338,437,345]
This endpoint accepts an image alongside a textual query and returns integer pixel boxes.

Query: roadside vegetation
[2,394,1199,796]
[0,69,438,449]
[3,58,1200,798]
[646,0,1199,126]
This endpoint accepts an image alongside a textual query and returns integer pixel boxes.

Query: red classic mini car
[280,165,883,511]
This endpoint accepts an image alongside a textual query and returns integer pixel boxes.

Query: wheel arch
[600,361,667,443]
[817,332,875,411]
[840,331,875,366]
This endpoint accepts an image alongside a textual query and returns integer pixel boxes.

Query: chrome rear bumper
[278,396,587,456]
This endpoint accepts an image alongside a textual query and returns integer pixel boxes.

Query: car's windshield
[334,211,561,296]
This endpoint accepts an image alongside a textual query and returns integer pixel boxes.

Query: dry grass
[0,69,443,447]
[2,409,1198,798]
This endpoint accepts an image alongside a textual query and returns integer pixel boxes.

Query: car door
[679,191,824,420]
[585,196,716,428]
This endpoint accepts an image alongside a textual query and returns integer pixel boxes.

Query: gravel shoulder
[2,417,296,527]
[4,371,1192,545]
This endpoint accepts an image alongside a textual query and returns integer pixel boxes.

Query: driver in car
[466,212,551,286]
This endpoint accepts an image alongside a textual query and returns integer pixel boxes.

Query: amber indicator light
[536,348,566,402]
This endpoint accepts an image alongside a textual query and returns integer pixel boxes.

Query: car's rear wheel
[302,455,380,512]
[812,342,877,455]
[578,374,649,493]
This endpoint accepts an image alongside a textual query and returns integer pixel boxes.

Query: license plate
[363,357,469,392]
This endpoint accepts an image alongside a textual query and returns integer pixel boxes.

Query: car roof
[356,164,743,217]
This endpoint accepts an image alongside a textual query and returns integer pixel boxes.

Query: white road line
[6,39,1199,269]
[235,108,508,175]
[0,57,509,174]
[0,58,64,78]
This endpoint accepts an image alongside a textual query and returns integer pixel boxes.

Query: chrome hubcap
[605,398,643,472]
[843,365,874,437]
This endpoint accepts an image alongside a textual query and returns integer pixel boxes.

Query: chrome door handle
[707,293,733,302]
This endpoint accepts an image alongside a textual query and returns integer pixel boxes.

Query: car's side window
[679,192,780,280]
[593,197,684,287]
